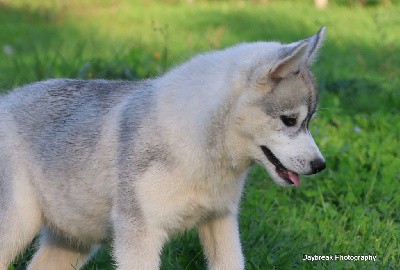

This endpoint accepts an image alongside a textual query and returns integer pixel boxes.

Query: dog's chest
[147,170,246,234]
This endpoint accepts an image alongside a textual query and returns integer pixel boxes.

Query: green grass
[1,0,399,269]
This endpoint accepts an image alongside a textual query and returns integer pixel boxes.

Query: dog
[0,27,326,270]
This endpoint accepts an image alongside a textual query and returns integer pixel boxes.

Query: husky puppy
[0,28,326,270]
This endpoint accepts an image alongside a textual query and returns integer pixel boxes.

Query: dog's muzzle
[260,145,326,186]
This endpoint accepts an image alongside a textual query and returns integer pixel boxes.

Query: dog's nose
[309,159,326,174]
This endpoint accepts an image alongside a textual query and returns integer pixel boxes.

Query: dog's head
[231,27,326,186]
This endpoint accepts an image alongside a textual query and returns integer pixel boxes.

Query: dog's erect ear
[256,27,326,86]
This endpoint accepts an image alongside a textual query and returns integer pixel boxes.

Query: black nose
[309,159,326,174]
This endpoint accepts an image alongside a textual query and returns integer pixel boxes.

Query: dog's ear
[256,27,326,86]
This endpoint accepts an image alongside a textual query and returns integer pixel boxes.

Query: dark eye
[280,115,297,127]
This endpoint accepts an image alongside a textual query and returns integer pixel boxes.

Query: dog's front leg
[112,214,167,270]
[198,213,244,270]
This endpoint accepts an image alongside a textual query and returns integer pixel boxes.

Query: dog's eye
[280,115,297,127]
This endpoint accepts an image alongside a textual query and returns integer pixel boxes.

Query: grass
[1,0,399,269]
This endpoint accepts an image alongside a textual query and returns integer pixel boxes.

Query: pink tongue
[288,171,301,186]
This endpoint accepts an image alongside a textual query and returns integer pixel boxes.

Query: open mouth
[260,145,301,186]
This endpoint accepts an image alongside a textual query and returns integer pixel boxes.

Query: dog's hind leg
[0,166,43,269]
[27,228,99,270]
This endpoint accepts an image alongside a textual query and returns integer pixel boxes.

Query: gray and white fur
[0,27,326,270]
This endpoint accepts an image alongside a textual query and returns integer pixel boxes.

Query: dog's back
[2,79,148,169]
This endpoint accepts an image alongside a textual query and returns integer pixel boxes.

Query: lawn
[1,0,399,269]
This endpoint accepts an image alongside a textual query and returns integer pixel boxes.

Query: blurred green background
[1,0,399,269]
